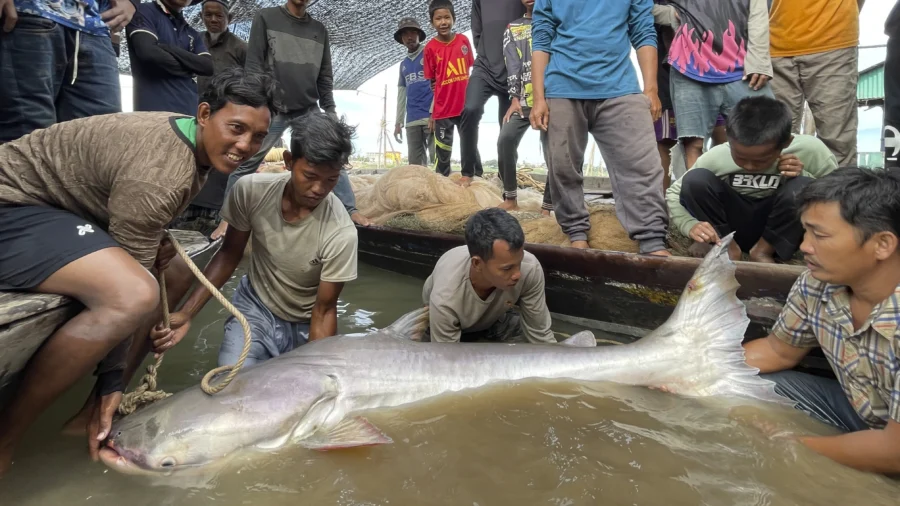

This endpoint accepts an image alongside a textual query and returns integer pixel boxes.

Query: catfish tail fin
[642,233,792,407]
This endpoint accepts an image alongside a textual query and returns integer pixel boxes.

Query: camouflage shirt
[0,112,210,270]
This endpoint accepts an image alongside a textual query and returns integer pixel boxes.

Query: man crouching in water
[150,111,359,367]
[0,67,280,477]
[745,167,900,474]
[423,208,556,343]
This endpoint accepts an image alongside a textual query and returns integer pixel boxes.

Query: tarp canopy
[117,0,475,90]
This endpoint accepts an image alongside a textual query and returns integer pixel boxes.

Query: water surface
[1,264,896,505]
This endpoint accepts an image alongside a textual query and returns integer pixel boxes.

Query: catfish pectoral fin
[300,416,393,451]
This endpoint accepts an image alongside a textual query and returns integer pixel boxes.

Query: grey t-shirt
[221,172,357,321]
[422,246,555,344]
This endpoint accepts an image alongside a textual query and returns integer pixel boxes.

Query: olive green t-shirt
[422,246,555,344]
[221,172,358,321]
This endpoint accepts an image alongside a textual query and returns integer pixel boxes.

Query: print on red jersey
[424,34,474,120]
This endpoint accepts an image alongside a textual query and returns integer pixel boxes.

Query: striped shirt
[773,271,900,429]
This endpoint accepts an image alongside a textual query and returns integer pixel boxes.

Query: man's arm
[518,267,556,344]
[317,32,337,115]
[503,26,523,99]
[471,0,483,49]
[428,301,463,343]
[177,226,250,319]
[396,69,407,129]
[744,0,773,79]
[126,17,213,77]
[798,420,900,473]
[742,334,811,373]
[530,0,557,130]
[160,45,214,76]
[308,281,343,341]
[629,0,661,120]
[245,12,267,73]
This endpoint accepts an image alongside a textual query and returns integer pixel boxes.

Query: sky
[121,0,893,162]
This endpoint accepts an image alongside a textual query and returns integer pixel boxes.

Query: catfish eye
[160,457,177,468]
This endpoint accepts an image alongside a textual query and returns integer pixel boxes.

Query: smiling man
[0,67,279,476]
[667,96,838,263]
[743,167,900,474]
[422,208,555,344]
[150,111,358,367]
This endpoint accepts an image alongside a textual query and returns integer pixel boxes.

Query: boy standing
[393,17,435,167]
[531,0,670,255]
[495,0,551,212]
[423,0,474,178]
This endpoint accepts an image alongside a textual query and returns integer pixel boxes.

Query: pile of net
[352,165,639,253]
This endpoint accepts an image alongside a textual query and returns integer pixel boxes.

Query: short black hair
[200,66,282,116]
[725,96,793,148]
[429,0,455,21]
[464,208,525,260]
[799,167,900,243]
[288,111,356,170]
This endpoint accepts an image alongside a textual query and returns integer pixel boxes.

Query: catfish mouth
[99,443,176,476]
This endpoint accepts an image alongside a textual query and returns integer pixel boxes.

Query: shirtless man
[0,67,279,476]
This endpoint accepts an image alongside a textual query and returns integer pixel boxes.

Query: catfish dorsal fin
[559,331,597,348]
[384,307,429,341]
[300,417,393,451]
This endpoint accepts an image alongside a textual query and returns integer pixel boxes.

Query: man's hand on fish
[689,222,720,244]
[88,391,123,462]
[151,311,192,355]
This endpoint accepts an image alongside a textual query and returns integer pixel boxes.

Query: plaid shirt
[773,271,900,429]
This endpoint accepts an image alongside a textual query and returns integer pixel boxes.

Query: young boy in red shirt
[424,0,474,178]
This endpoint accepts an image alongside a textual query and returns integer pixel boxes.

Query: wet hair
[464,208,525,261]
[429,0,455,21]
[725,96,793,148]
[799,167,900,243]
[200,66,283,116]
[288,111,356,170]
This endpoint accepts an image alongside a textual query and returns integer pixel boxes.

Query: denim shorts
[218,276,311,367]
[670,70,773,140]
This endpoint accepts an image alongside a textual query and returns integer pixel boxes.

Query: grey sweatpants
[406,123,435,167]
[546,95,668,253]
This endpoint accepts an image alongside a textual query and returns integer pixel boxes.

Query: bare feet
[61,407,92,436]
[350,212,371,227]
[497,199,519,211]
[540,209,551,217]
[570,240,589,249]
[646,249,672,257]
[687,241,713,258]
[457,176,472,187]
[749,238,776,263]
[748,251,776,263]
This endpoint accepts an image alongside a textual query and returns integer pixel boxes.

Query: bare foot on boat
[497,199,519,211]
[351,212,371,227]
[570,240,589,249]
[646,249,672,257]
[748,251,776,264]
[728,240,742,261]
[749,238,776,263]
[688,241,713,258]
[540,209,551,217]
[457,176,472,187]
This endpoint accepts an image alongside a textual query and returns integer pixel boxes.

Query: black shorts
[0,205,119,290]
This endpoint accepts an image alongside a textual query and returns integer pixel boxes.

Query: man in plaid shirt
[744,167,900,474]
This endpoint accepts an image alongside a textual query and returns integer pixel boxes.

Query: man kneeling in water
[151,111,359,366]
[423,208,556,344]
[744,167,900,474]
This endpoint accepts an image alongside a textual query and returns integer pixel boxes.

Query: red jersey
[423,34,474,120]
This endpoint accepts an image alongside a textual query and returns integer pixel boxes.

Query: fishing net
[116,0,475,90]
[352,165,639,253]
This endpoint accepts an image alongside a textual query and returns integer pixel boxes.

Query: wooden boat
[356,225,829,373]
[0,230,217,406]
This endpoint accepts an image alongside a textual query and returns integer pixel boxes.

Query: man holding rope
[0,67,280,477]
[150,111,358,367]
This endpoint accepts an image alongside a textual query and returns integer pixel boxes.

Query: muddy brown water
[1,263,897,505]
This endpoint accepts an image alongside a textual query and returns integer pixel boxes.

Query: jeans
[761,370,869,433]
[0,14,121,143]
[219,276,311,367]
[225,113,358,215]
[670,70,773,141]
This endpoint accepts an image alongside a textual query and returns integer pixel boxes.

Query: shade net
[117,0,474,90]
